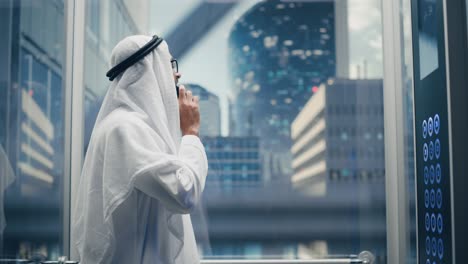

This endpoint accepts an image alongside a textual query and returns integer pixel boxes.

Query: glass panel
[82,0,386,261]
[171,1,386,260]
[0,0,66,260]
[401,0,417,262]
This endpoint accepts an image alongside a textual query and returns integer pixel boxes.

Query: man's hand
[178,85,200,136]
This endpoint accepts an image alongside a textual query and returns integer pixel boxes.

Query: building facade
[185,84,221,137]
[201,136,261,192]
[291,79,385,196]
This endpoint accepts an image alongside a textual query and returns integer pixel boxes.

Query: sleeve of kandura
[133,134,208,214]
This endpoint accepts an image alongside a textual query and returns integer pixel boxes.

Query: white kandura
[72,35,208,264]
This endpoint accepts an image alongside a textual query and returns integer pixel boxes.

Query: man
[72,35,208,264]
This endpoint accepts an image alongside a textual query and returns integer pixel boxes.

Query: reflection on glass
[0,0,65,260]
[402,0,417,261]
[0,146,15,241]
[82,0,387,261]
[83,0,151,152]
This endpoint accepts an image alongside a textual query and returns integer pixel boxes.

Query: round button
[425,213,431,231]
[426,236,431,255]
[436,163,442,183]
[430,189,436,209]
[425,190,430,208]
[431,213,437,232]
[436,189,442,209]
[423,120,428,139]
[438,238,444,259]
[434,114,440,135]
[437,213,443,234]
[428,117,434,137]
[424,166,429,184]
[429,141,434,160]
[424,143,429,162]
[432,237,437,256]
[435,139,441,159]
[430,165,435,184]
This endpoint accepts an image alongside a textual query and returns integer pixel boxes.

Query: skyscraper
[291,79,385,196]
[201,136,261,192]
[0,0,66,257]
[184,84,221,137]
[228,0,348,181]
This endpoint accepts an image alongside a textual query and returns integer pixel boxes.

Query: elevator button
[424,143,429,161]
[434,114,440,135]
[432,237,437,257]
[426,236,431,255]
[438,238,444,259]
[430,189,436,209]
[437,213,443,234]
[428,117,434,137]
[436,189,442,209]
[430,165,435,184]
[435,139,441,159]
[423,120,428,138]
[424,166,429,184]
[436,163,441,183]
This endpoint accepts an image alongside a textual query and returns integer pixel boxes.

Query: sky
[150,0,384,135]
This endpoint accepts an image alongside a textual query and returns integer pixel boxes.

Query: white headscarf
[72,35,194,263]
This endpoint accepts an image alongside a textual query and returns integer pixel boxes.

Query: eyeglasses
[171,58,178,74]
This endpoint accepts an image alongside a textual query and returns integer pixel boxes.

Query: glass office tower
[0,1,65,259]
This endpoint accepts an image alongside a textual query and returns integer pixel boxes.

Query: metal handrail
[0,258,362,264]
[200,259,362,264]
[0,259,359,264]
[0,260,78,264]
[200,251,375,264]
[0,251,374,264]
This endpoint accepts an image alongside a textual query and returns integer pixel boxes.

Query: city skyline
[168,0,383,136]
